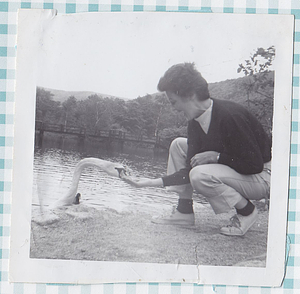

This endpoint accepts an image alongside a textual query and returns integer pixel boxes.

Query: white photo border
[9,9,294,286]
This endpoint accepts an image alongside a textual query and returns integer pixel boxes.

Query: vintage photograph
[9,10,294,285]
[31,59,274,267]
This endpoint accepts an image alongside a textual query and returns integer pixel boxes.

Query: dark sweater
[162,98,272,187]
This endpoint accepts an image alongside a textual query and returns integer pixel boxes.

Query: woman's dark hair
[157,62,210,101]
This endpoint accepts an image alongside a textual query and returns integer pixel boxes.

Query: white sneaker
[152,208,195,226]
[220,207,258,236]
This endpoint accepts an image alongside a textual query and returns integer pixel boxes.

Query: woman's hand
[190,151,219,168]
[121,174,164,188]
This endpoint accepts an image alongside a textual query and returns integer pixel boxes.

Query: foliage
[236,46,275,136]
[237,46,275,77]
[35,88,187,141]
[36,46,275,142]
[35,88,61,123]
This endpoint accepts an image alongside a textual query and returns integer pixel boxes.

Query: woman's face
[166,91,187,112]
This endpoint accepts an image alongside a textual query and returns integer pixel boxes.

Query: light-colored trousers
[167,138,271,214]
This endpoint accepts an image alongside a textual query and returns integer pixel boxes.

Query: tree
[237,46,275,136]
[34,88,188,142]
[62,96,78,129]
[36,87,61,123]
[153,93,168,137]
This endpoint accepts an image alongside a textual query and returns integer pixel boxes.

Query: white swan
[51,158,125,208]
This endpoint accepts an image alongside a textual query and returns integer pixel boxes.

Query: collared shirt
[193,99,213,134]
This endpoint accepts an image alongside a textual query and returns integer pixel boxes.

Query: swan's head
[73,193,81,204]
[115,167,127,178]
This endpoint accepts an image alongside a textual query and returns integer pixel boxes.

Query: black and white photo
[9,10,294,286]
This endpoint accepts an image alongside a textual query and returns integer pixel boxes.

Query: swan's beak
[115,167,127,178]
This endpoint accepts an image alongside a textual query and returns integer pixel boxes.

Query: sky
[36,12,289,99]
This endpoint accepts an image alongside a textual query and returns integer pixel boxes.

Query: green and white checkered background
[0,0,299,293]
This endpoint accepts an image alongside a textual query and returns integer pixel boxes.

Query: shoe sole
[151,219,195,226]
[220,229,245,236]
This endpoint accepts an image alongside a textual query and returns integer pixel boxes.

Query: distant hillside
[209,77,246,102]
[42,88,128,103]
[209,71,274,136]
[209,71,274,105]
[41,71,274,105]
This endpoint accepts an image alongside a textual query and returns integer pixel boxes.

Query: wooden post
[37,122,44,148]
[77,134,85,152]
[154,136,159,150]
[106,130,113,150]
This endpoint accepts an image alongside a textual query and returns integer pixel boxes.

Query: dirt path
[30,201,268,267]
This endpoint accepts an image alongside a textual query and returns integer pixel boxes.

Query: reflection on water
[33,146,180,215]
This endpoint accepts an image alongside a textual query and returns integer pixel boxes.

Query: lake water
[32,143,183,215]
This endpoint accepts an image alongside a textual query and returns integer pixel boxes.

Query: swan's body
[51,158,125,208]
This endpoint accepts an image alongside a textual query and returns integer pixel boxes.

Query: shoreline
[30,201,269,267]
